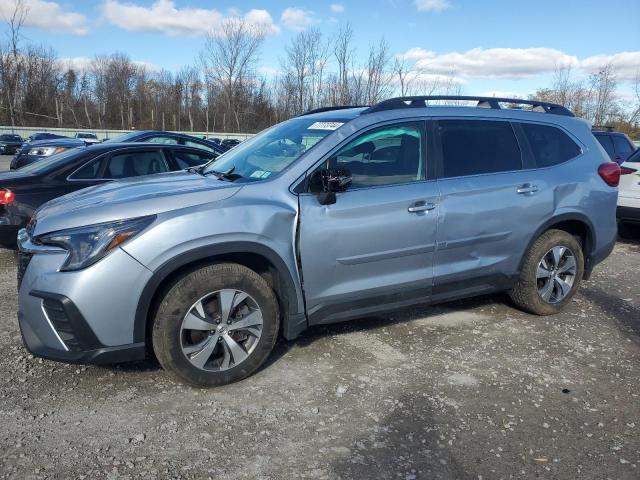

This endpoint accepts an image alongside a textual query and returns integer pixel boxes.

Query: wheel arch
[134,242,307,347]
[519,213,596,279]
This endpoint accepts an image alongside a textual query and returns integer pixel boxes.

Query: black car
[220,138,242,150]
[12,130,225,170]
[11,137,86,169]
[0,134,24,155]
[0,143,217,248]
[592,127,637,164]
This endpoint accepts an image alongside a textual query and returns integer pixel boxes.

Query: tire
[152,263,280,387]
[510,229,584,316]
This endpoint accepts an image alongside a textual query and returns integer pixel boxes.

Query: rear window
[520,123,581,167]
[595,134,614,159]
[438,120,522,178]
[613,135,634,154]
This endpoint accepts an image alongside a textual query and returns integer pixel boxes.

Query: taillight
[620,166,637,175]
[0,189,15,205]
[598,162,621,187]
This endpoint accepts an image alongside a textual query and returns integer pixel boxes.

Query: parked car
[12,130,225,170]
[11,137,86,169]
[27,132,68,142]
[0,134,24,155]
[0,144,217,248]
[16,96,618,387]
[617,148,640,229]
[74,132,101,144]
[220,138,241,150]
[592,126,637,164]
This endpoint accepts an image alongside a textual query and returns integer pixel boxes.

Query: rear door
[432,118,554,299]
[298,120,439,324]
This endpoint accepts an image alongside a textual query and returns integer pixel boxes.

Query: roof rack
[298,105,366,116]
[362,96,574,117]
[591,125,615,132]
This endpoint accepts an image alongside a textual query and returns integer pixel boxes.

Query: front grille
[17,252,33,289]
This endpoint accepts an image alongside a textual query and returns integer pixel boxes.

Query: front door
[298,121,439,325]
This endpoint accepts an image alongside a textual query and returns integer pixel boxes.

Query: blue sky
[3,0,640,99]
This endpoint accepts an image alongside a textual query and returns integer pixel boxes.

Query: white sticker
[308,121,344,131]
[250,170,272,179]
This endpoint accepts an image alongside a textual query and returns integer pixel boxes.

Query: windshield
[202,117,345,181]
[16,148,84,173]
[77,133,97,139]
[103,132,139,143]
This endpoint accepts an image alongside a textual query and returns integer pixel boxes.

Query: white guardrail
[0,126,254,142]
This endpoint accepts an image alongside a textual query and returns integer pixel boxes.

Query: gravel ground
[0,229,639,479]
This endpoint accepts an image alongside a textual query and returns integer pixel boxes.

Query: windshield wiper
[204,166,239,181]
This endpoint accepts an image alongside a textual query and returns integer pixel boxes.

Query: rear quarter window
[520,123,581,168]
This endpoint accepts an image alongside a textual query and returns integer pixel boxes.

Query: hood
[32,171,243,236]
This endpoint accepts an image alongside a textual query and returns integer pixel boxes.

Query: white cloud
[0,0,88,35]
[101,0,278,37]
[58,56,159,72]
[415,0,452,12]
[580,51,640,82]
[330,4,344,13]
[257,66,282,77]
[400,47,578,79]
[399,46,640,84]
[281,7,318,32]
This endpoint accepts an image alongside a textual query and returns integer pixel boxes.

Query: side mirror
[317,168,352,205]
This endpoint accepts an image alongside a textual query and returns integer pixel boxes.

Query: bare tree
[589,63,617,126]
[0,0,28,128]
[201,18,266,132]
[334,23,354,104]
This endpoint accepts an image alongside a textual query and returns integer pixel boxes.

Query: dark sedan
[0,134,24,155]
[0,143,217,248]
[11,130,225,170]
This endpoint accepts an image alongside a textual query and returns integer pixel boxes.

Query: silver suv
[17,96,620,387]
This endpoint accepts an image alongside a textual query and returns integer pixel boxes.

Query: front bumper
[17,232,153,365]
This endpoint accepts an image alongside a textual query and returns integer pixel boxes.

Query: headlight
[27,146,68,156]
[36,216,156,271]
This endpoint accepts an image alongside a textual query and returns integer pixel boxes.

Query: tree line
[0,0,638,136]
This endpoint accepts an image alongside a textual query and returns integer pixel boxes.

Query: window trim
[295,117,432,195]
[67,147,169,181]
[66,151,111,182]
[433,117,524,180]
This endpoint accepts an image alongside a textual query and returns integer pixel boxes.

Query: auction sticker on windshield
[308,122,344,130]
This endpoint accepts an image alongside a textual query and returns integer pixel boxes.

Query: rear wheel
[510,229,584,315]
[152,263,279,387]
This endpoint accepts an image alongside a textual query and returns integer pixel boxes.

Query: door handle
[408,201,436,213]
[516,184,539,195]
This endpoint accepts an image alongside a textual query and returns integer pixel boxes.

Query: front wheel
[510,229,584,315]
[152,263,280,387]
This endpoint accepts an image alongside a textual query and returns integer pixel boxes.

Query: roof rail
[298,105,366,116]
[592,125,615,132]
[362,96,574,117]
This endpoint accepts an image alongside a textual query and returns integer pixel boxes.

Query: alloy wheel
[536,246,577,304]
[180,289,263,371]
